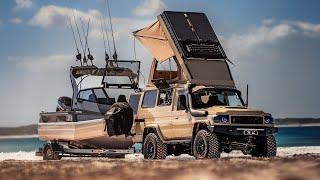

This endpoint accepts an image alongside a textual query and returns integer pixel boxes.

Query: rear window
[142,90,157,108]
[129,94,141,114]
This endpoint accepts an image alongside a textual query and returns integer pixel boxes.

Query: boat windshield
[191,88,244,109]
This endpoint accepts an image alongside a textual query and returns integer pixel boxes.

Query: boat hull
[38,119,134,149]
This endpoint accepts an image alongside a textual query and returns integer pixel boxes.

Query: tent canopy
[133,21,174,62]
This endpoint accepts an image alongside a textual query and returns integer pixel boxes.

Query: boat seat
[117,95,127,103]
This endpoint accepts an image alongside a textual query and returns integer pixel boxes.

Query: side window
[78,89,96,102]
[142,90,157,108]
[129,94,141,114]
[158,91,172,106]
[177,95,187,110]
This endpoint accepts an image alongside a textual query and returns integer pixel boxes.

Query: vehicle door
[170,90,193,139]
[137,89,174,140]
[76,89,100,114]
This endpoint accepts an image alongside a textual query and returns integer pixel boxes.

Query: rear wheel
[193,130,220,159]
[143,133,167,159]
[251,135,277,157]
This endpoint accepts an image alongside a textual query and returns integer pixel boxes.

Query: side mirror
[190,109,208,117]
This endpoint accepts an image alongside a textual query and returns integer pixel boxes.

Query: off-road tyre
[143,133,167,159]
[43,143,62,160]
[193,130,220,159]
[251,135,277,157]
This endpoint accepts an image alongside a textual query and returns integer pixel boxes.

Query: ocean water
[0,126,319,153]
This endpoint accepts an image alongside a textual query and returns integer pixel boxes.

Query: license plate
[236,128,264,135]
[243,130,258,135]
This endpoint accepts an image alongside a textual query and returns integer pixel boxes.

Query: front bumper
[207,125,278,136]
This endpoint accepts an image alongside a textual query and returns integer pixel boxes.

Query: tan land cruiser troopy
[131,11,278,159]
[129,82,277,159]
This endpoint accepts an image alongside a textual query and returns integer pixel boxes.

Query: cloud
[133,0,166,16]
[29,5,153,41]
[262,18,274,26]
[8,54,74,72]
[220,19,320,59]
[13,0,32,11]
[217,19,320,118]
[29,5,101,28]
[290,21,320,36]
[9,17,23,24]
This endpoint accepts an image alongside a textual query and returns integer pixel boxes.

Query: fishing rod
[80,18,88,65]
[81,18,94,66]
[67,14,82,65]
[100,16,110,62]
[105,0,117,61]
[69,0,86,66]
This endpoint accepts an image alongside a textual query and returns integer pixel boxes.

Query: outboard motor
[105,102,133,136]
[56,96,72,111]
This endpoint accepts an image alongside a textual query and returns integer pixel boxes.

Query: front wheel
[193,130,220,159]
[251,135,277,157]
[143,133,167,159]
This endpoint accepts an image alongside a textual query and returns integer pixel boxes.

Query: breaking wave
[0,146,319,161]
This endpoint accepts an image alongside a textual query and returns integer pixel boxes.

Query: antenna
[105,0,117,60]
[246,84,249,107]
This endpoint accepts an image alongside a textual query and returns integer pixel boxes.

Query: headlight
[264,116,274,124]
[212,115,230,124]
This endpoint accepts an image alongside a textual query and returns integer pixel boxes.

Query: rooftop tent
[133,21,174,62]
[134,11,235,88]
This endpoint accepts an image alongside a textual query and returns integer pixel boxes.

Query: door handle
[175,117,179,119]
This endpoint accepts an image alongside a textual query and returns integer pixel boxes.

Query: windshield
[191,88,244,109]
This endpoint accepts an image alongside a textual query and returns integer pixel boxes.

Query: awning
[133,21,174,62]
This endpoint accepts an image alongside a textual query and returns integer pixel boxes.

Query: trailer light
[264,116,274,124]
[212,115,230,124]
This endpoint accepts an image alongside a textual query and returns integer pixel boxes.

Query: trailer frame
[37,141,136,160]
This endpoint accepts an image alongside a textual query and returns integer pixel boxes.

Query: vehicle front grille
[231,116,263,124]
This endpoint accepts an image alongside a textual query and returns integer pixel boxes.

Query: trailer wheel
[143,133,167,159]
[251,135,277,157]
[43,143,62,160]
[193,130,220,159]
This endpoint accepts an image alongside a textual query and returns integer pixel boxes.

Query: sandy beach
[0,152,319,180]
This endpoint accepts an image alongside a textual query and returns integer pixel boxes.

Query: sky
[0,0,320,126]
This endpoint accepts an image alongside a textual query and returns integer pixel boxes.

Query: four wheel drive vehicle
[132,11,278,159]
[131,82,277,159]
